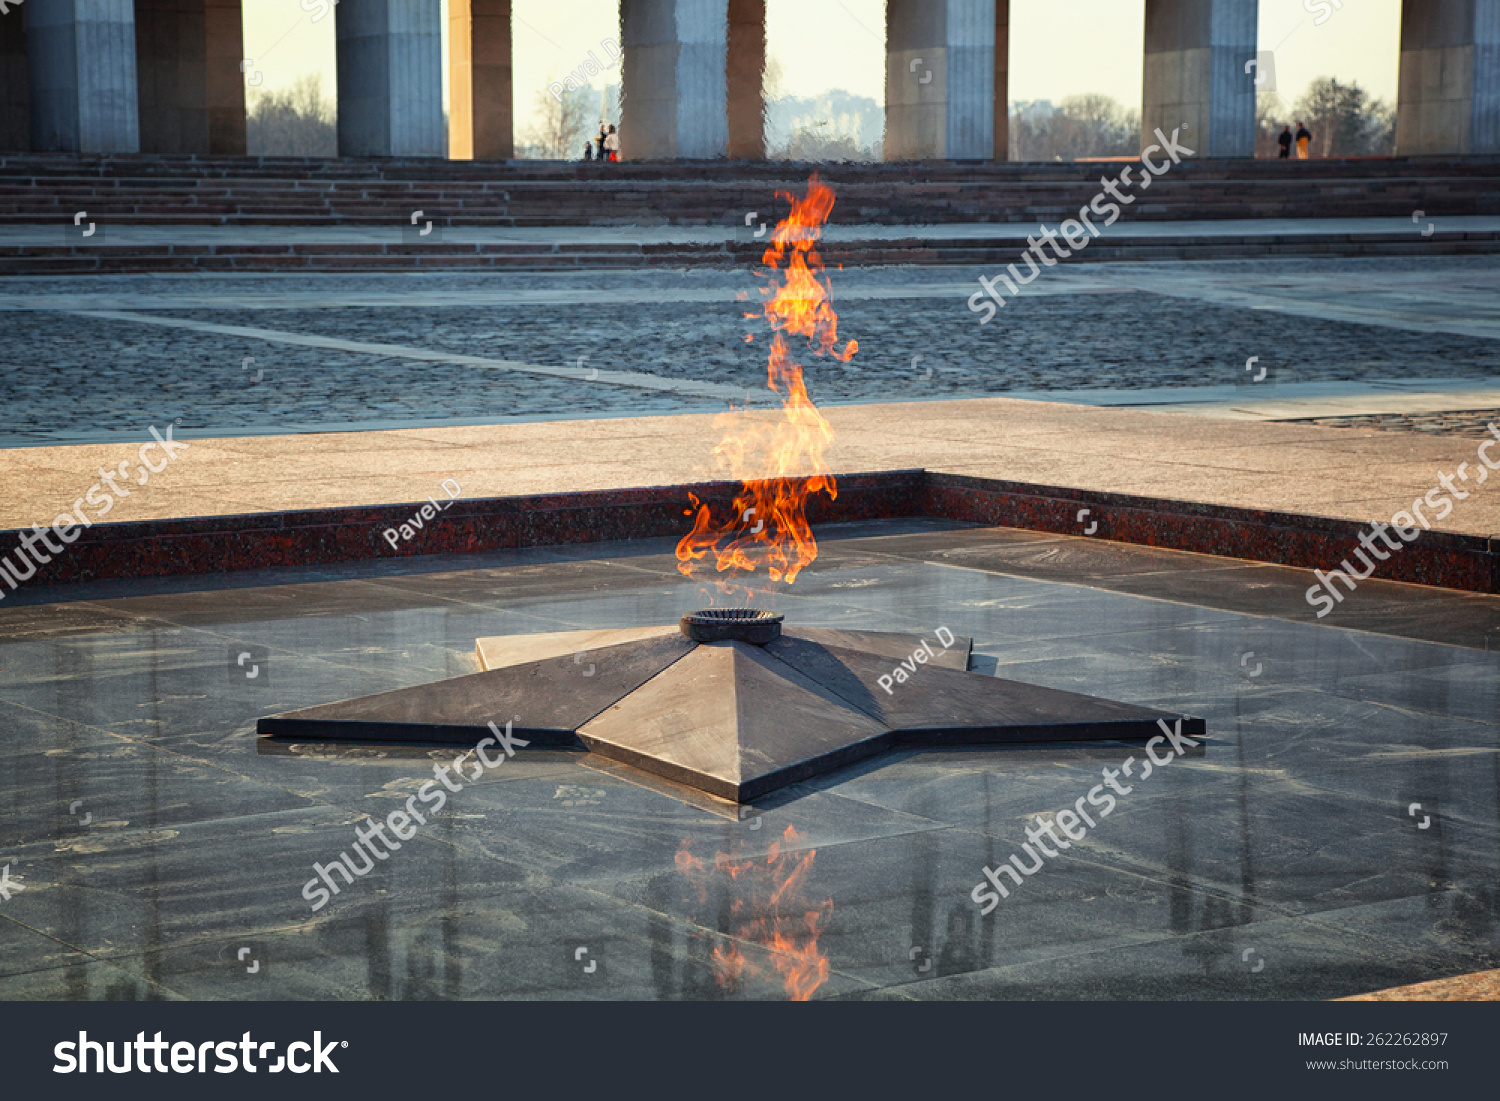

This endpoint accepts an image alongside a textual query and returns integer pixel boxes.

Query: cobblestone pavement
[1301,409,1500,437]
[3,255,1498,446]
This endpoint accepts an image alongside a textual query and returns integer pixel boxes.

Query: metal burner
[680,608,784,645]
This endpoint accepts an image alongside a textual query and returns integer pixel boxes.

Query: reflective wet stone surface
[0,520,1496,1000]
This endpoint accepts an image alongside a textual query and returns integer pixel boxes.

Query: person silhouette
[604,124,619,162]
[1278,125,1292,159]
[1295,121,1312,159]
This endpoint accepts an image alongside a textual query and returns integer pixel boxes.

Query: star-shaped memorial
[258,610,1205,803]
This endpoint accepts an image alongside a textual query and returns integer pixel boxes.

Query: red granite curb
[1,470,1496,600]
[923,474,1500,595]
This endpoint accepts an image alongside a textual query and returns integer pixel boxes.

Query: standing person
[1278,125,1292,159]
[597,123,608,162]
[604,124,620,163]
[583,140,594,162]
[1295,121,1311,159]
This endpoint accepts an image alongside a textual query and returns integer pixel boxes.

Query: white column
[337,0,445,157]
[1397,0,1500,155]
[621,0,729,159]
[886,0,1007,161]
[26,0,140,153]
[1141,0,1257,158]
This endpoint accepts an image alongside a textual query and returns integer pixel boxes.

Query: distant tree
[1291,77,1396,157]
[1255,90,1288,158]
[763,56,787,102]
[766,90,882,161]
[779,125,866,162]
[246,75,337,157]
[523,84,595,160]
[1009,94,1139,161]
[1058,94,1137,155]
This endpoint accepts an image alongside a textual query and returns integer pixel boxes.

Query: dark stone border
[922,473,1500,595]
[2,469,1496,597]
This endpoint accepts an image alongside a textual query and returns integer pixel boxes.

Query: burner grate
[680,608,784,645]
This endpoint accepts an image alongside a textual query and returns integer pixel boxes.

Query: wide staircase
[1,152,1496,272]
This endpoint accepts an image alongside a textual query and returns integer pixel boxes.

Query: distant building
[1011,100,1057,125]
[765,90,883,161]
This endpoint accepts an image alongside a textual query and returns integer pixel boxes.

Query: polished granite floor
[0,520,1496,1000]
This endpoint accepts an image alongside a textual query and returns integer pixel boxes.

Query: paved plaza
[4,255,1500,544]
[3,253,1500,446]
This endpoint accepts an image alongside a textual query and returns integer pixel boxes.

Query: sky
[239,0,1402,139]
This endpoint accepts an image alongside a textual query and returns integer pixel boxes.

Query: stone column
[1396,0,1500,155]
[993,0,1008,159]
[134,0,246,154]
[448,0,512,160]
[0,5,28,151]
[620,0,729,159]
[726,0,764,159]
[26,0,140,153]
[1141,0,1257,157]
[885,0,1008,161]
[337,0,444,158]
[204,0,246,153]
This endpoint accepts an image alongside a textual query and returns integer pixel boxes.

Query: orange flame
[675,824,833,1000]
[675,177,856,598]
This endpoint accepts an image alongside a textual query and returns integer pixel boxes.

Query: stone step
[0,153,1494,226]
[3,229,1496,274]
